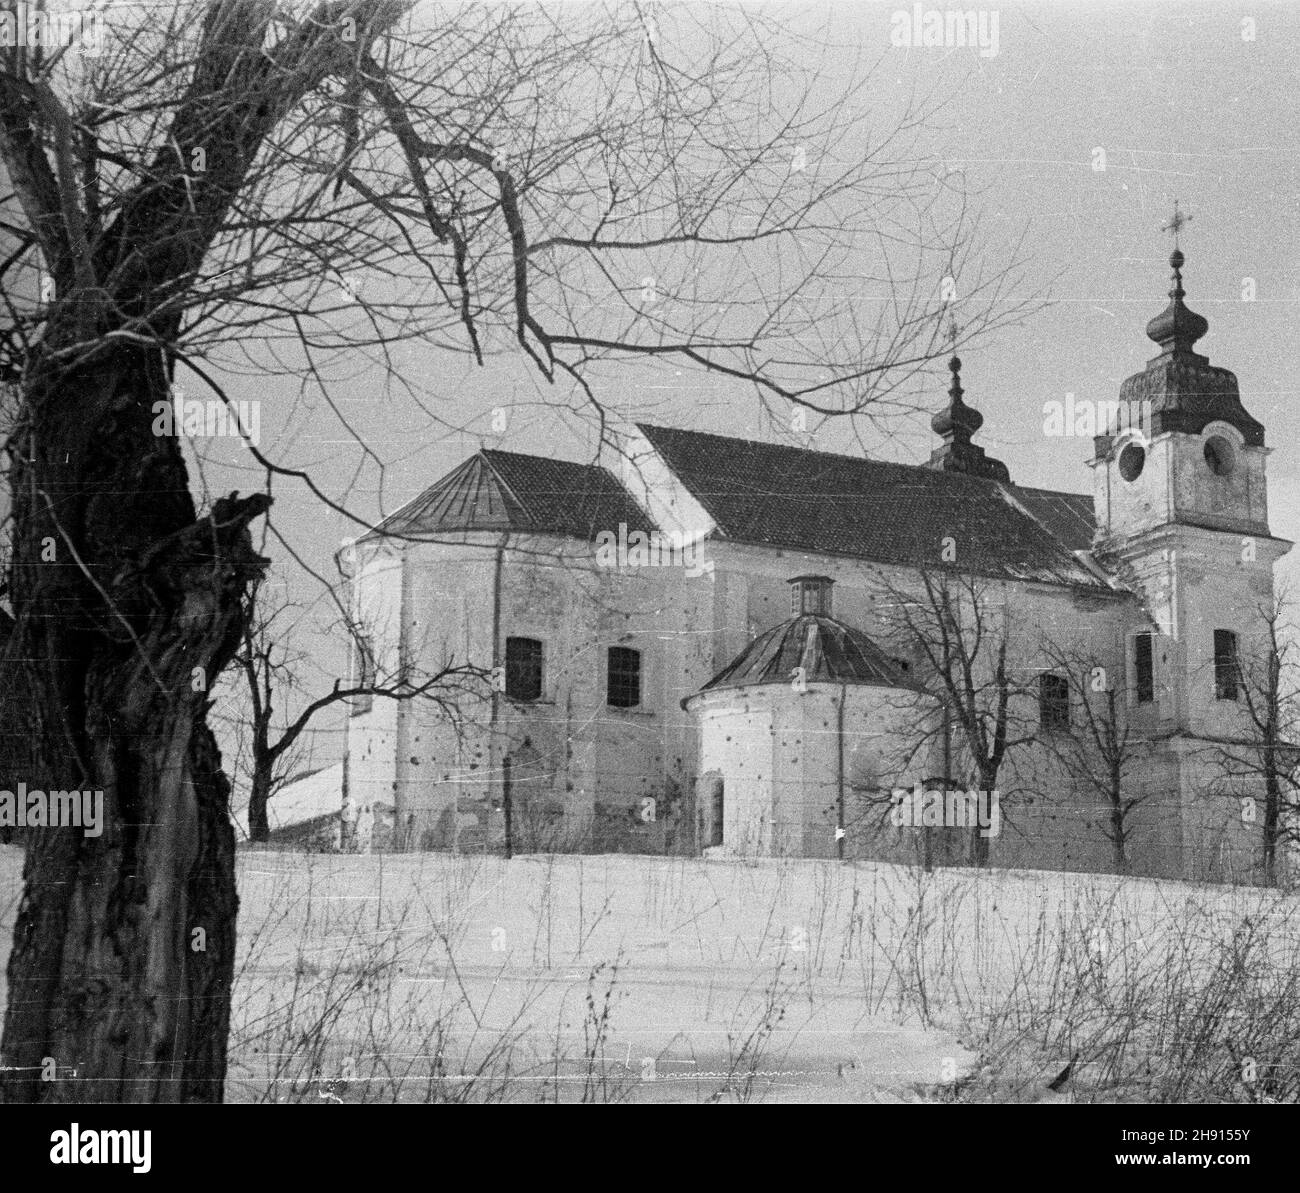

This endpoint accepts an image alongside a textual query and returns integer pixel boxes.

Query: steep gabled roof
[362,449,653,543]
[636,423,1106,589]
[1010,485,1096,553]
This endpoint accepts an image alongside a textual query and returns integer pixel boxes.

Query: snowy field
[1,846,1296,1103]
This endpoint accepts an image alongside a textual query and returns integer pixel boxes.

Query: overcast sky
[188,0,1300,775]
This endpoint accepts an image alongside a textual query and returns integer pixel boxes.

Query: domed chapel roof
[686,578,931,706]
[696,614,922,696]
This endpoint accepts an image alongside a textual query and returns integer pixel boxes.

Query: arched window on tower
[1214,630,1240,701]
[710,776,724,847]
[1134,632,1154,705]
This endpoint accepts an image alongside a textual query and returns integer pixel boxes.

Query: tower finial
[1146,201,1207,354]
[945,314,963,399]
[1161,198,1192,252]
[1160,199,1193,302]
[927,330,1009,483]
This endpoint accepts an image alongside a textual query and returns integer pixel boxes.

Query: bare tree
[220,577,481,843]
[876,568,1034,866]
[0,1,1034,1101]
[1201,593,1300,885]
[1034,638,1147,874]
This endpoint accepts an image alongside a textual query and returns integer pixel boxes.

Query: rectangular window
[607,646,642,708]
[1134,632,1154,704]
[710,777,724,847]
[1214,629,1240,701]
[350,632,375,716]
[1039,673,1069,730]
[505,637,543,701]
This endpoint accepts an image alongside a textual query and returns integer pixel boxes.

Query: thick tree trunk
[0,341,268,1103]
[1110,804,1128,875]
[1263,764,1280,886]
[1110,762,1128,874]
[968,767,995,867]
[247,764,273,844]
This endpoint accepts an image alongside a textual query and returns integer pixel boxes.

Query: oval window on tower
[1118,442,1146,482]
[1204,435,1236,477]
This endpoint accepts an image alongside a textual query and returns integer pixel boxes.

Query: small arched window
[607,646,642,708]
[1204,435,1236,477]
[1134,632,1154,704]
[1038,673,1069,730]
[1118,442,1146,482]
[1214,630,1240,701]
[505,637,543,701]
[710,776,724,847]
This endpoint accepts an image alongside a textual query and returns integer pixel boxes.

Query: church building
[340,246,1291,882]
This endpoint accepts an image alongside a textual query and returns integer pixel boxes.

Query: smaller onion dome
[1145,249,1209,354]
[930,355,984,438]
[926,354,1009,483]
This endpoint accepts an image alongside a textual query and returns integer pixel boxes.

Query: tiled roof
[1010,486,1097,553]
[637,424,1106,588]
[692,614,930,701]
[362,449,652,542]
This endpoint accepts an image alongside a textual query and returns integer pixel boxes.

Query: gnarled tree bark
[0,0,399,1103]
[1,339,268,1101]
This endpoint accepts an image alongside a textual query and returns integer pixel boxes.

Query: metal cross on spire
[943,312,965,403]
[1161,198,1193,249]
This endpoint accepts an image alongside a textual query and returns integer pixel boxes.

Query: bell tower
[1093,216,1267,544]
[1090,213,1290,740]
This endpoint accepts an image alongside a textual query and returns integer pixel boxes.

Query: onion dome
[1145,249,1209,354]
[926,355,1009,483]
[930,355,984,438]
[1106,236,1265,451]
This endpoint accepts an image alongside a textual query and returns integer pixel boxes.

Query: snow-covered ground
[0,846,1292,1102]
